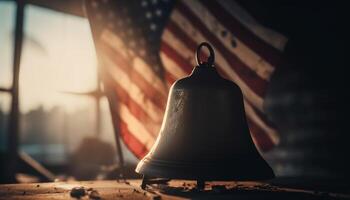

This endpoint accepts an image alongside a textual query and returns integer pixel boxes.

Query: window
[0,1,16,152]
[18,5,122,166]
[1,4,137,178]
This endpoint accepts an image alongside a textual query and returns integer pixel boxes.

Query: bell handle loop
[196,42,215,67]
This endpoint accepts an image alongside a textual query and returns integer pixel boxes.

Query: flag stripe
[103,75,161,136]
[247,118,275,151]
[119,120,149,157]
[161,42,193,75]
[181,0,275,80]
[244,101,279,144]
[119,103,155,150]
[161,52,188,79]
[102,54,164,123]
[106,90,149,158]
[100,42,167,109]
[202,0,283,67]
[101,30,167,97]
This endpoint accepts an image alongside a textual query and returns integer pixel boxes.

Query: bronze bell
[136,42,274,188]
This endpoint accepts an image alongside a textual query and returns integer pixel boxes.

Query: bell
[136,42,274,188]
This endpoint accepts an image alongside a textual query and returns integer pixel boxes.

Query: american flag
[85,0,287,158]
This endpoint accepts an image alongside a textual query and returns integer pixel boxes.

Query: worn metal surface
[136,43,273,181]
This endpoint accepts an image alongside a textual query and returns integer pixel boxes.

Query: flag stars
[231,38,237,48]
[139,49,146,57]
[128,49,135,57]
[129,40,136,48]
[139,38,146,46]
[146,12,152,19]
[154,64,160,72]
[107,23,115,29]
[221,30,228,37]
[155,9,162,17]
[150,23,157,31]
[96,14,103,20]
[127,29,134,36]
[108,11,115,19]
[91,1,98,8]
[141,0,148,7]
[122,7,128,14]
[117,20,124,27]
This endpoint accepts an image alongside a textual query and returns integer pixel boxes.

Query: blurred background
[0,0,348,186]
[0,0,138,183]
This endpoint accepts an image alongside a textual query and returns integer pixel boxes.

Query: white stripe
[101,29,167,97]
[216,0,288,51]
[166,13,264,111]
[162,30,197,67]
[244,101,280,144]
[102,54,164,123]
[160,51,188,78]
[182,0,274,80]
[119,103,155,150]
[133,57,167,97]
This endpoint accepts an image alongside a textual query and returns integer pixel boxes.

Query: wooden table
[0,179,349,199]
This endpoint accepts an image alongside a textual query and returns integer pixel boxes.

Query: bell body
[136,65,274,181]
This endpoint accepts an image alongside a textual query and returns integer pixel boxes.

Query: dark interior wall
[236,1,348,178]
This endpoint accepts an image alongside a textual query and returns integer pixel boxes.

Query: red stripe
[247,117,275,151]
[103,87,149,158]
[103,74,162,136]
[100,41,167,108]
[164,70,177,85]
[167,7,267,97]
[119,120,149,158]
[250,103,276,128]
[201,0,283,67]
[161,41,193,75]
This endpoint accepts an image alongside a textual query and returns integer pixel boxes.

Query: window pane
[0,93,11,152]
[0,2,16,88]
[20,5,98,113]
[19,5,98,166]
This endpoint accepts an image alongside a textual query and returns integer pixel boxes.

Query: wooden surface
[0,179,349,200]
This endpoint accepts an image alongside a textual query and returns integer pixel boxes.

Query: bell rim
[136,157,275,181]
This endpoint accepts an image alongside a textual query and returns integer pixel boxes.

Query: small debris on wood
[22,191,26,195]
[70,186,86,198]
[133,188,140,193]
[89,190,101,199]
[211,185,227,193]
[36,184,40,187]
[188,187,200,193]
[153,195,161,200]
